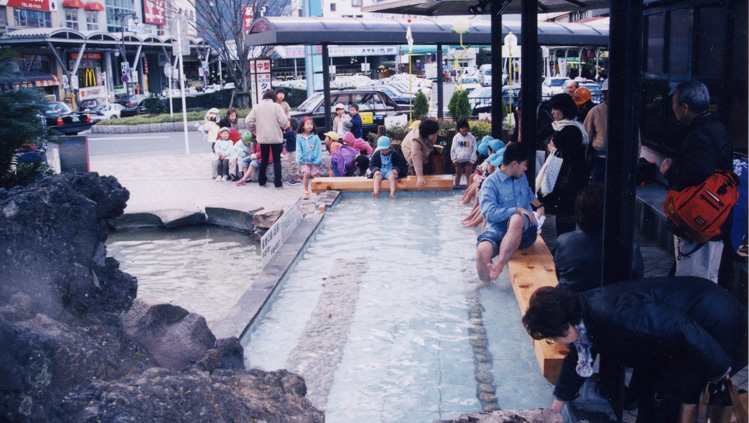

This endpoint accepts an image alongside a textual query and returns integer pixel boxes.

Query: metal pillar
[322,43,332,132]
[436,44,444,119]
[520,0,538,183]
[490,0,503,138]
[601,2,643,422]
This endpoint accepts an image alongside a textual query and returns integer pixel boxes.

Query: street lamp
[119,12,138,96]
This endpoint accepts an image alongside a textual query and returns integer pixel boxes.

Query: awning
[0,72,60,88]
[62,0,85,8]
[84,2,104,11]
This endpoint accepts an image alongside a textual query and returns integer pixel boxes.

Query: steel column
[322,42,332,132]
[490,0,503,138]
[520,0,538,183]
[601,2,643,421]
[436,43,443,119]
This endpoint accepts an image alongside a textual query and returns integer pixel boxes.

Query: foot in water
[487,262,502,279]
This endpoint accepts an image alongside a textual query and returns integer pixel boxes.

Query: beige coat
[400,127,434,176]
[583,102,607,152]
[245,99,288,144]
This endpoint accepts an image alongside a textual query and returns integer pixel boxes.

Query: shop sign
[242,5,253,35]
[70,53,102,60]
[79,86,106,99]
[5,0,50,11]
[143,0,165,25]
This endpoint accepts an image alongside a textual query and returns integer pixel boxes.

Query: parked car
[479,65,492,86]
[89,103,124,122]
[116,94,147,117]
[457,76,481,92]
[470,85,521,116]
[42,101,96,135]
[290,89,407,137]
[580,82,604,104]
[542,77,570,97]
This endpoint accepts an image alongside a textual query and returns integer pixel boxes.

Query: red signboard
[143,0,165,25]
[242,5,253,35]
[70,53,102,60]
[6,0,50,11]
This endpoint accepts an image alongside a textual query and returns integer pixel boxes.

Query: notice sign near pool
[261,198,303,268]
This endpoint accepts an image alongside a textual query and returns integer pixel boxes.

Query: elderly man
[565,80,579,97]
[660,81,732,282]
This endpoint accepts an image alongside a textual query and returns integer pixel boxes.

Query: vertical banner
[242,5,254,35]
[249,57,271,107]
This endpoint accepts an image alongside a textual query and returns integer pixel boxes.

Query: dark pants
[216,158,229,177]
[590,155,606,184]
[259,143,284,187]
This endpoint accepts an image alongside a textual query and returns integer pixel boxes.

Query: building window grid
[105,0,136,32]
[65,8,79,30]
[0,6,7,28]
[86,10,99,30]
[14,9,52,28]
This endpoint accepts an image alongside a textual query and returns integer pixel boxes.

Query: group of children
[460,136,507,229]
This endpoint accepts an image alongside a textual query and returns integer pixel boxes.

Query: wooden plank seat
[507,235,569,384]
[310,175,454,194]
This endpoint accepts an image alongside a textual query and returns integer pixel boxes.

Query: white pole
[177,19,189,155]
[168,63,173,117]
[219,55,223,88]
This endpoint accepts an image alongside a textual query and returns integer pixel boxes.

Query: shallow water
[242,192,554,422]
[107,226,260,324]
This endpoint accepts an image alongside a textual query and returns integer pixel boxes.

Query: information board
[260,198,303,268]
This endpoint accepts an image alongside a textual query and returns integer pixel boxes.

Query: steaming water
[107,226,260,324]
[242,192,554,422]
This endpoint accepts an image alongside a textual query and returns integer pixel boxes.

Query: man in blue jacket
[475,142,545,287]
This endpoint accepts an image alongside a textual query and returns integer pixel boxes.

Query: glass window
[14,9,52,28]
[351,0,361,6]
[330,3,335,12]
[640,80,680,154]
[86,10,99,30]
[667,9,690,75]
[694,6,727,78]
[730,4,747,80]
[0,6,7,27]
[65,8,79,30]
[645,13,664,74]
[105,0,135,32]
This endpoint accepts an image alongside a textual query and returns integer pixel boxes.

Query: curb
[92,119,248,134]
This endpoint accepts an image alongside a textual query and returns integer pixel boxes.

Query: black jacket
[664,112,732,192]
[554,230,644,293]
[369,149,407,178]
[554,277,748,402]
[539,125,589,213]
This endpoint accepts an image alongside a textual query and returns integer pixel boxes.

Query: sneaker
[275,185,284,190]
[303,190,310,199]
[288,179,301,185]
[222,175,229,181]
[236,180,246,186]
[215,175,223,182]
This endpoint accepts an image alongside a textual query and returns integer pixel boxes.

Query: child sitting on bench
[369,136,407,198]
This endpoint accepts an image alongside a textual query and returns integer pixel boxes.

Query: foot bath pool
[107,225,261,324]
[242,191,554,422]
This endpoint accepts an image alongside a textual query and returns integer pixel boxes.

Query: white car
[542,77,570,97]
[89,103,124,122]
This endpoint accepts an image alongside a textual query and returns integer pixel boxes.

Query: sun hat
[477,136,491,156]
[573,87,592,106]
[409,120,421,130]
[335,103,345,110]
[601,79,609,91]
[323,131,339,141]
[488,138,505,154]
[219,127,230,133]
[486,149,505,167]
[242,132,253,143]
[376,136,391,150]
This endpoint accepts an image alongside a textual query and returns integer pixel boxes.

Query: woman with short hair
[401,119,440,189]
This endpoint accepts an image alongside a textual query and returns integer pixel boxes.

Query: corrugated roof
[247,16,608,47]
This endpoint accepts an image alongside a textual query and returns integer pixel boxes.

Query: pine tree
[412,90,429,119]
[447,90,472,120]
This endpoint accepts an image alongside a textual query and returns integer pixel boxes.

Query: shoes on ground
[215,175,223,182]
[236,180,246,186]
[288,180,301,185]
[221,175,229,181]
[275,185,284,189]
[303,190,310,199]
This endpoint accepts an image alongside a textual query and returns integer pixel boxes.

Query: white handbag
[536,148,563,196]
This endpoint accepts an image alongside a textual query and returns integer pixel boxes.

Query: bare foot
[372,191,379,198]
[487,262,503,279]
[466,281,491,291]
[389,192,395,198]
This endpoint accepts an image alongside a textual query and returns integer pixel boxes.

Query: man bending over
[476,142,545,287]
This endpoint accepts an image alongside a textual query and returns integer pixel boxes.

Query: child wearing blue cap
[369,136,407,198]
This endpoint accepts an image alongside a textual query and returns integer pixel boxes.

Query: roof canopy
[0,27,175,47]
[247,17,608,47]
[362,0,610,15]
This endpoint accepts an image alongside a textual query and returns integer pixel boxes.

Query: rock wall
[0,173,323,423]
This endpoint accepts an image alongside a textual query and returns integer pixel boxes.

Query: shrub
[144,97,166,115]
[0,87,49,188]
[412,91,429,119]
[469,119,492,141]
[447,90,471,120]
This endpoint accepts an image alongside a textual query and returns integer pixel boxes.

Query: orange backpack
[663,169,740,243]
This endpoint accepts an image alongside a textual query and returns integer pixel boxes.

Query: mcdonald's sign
[83,68,97,87]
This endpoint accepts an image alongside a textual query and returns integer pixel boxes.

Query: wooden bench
[310,175,454,194]
[507,235,569,384]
